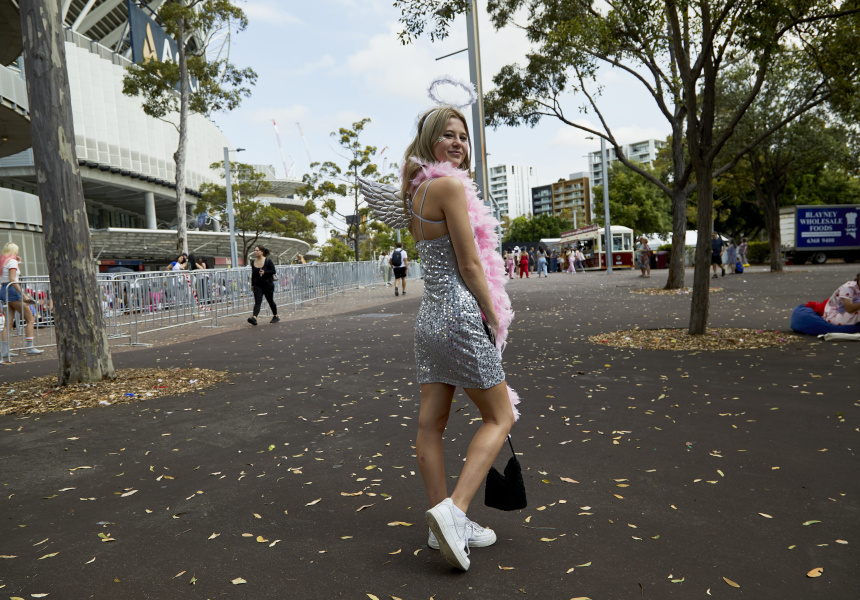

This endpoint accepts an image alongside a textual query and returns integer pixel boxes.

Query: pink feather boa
[410,159,520,420]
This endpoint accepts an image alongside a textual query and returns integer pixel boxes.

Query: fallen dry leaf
[387,521,412,527]
[723,577,740,588]
[807,568,823,578]
[231,577,246,585]
[306,498,322,506]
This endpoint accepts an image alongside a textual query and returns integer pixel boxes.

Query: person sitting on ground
[822,273,860,327]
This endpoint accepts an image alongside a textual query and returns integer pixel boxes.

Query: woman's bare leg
[416,383,455,506]
[449,381,515,514]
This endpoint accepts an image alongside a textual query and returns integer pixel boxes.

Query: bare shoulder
[425,176,467,202]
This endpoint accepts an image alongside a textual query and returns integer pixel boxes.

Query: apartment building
[489,164,539,220]
[589,139,665,190]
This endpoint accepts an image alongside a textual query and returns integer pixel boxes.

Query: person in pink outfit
[519,249,530,278]
[505,250,515,279]
[823,273,860,326]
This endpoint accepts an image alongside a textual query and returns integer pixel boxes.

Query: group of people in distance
[710,233,749,278]
[502,246,586,278]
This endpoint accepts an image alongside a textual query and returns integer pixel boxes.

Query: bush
[657,244,672,252]
[746,241,770,264]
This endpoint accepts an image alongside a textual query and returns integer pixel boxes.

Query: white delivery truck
[779,204,860,264]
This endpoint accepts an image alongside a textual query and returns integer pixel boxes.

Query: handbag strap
[506,434,516,456]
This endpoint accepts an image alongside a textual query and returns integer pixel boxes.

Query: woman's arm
[430,177,499,333]
[264,258,277,277]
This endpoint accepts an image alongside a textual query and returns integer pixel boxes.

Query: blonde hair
[400,107,472,205]
[2,242,18,257]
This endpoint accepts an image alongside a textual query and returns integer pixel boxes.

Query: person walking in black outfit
[248,245,279,325]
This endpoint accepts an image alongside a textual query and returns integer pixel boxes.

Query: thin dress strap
[411,178,438,241]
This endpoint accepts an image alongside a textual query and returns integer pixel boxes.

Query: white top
[1,258,18,284]
[389,248,408,267]
[171,261,183,271]
[378,253,389,268]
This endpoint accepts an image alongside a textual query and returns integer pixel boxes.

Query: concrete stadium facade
[0,3,309,274]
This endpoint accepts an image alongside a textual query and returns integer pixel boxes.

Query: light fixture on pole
[223,147,245,268]
[587,136,613,273]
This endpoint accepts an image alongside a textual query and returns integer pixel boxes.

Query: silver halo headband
[427,75,478,110]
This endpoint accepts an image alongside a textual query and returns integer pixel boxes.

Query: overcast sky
[213,0,670,243]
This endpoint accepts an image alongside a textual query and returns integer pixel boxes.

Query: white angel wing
[357,175,411,230]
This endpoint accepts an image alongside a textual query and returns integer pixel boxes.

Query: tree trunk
[19,0,115,385]
[665,186,688,289]
[664,119,688,290]
[689,168,714,334]
[174,15,189,255]
[764,198,784,273]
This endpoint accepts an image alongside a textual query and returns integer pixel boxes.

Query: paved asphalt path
[1,264,857,599]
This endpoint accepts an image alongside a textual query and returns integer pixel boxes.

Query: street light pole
[600,137,613,273]
[223,147,244,268]
[466,0,503,255]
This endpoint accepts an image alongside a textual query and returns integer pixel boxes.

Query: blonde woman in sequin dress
[401,106,515,571]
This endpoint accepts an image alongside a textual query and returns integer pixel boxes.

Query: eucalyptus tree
[714,54,857,272]
[300,118,393,262]
[19,0,115,384]
[122,0,257,255]
[396,0,860,333]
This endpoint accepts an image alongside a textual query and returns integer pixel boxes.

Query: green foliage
[746,241,771,264]
[713,52,860,267]
[592,162,671,236]
[122,0,256,122]
[198,162,316,258]
[317,236,353,263]
[299,118,394,261]
[502,214,572,243]
[361,221,417,262]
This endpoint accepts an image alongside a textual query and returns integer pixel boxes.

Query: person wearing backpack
[389,241,409,296]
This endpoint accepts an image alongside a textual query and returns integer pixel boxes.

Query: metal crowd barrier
[0,261,421,360]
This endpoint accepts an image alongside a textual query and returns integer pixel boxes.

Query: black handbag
[485,435,527,511]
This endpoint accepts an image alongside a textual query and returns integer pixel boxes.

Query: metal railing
[0,261,421,361]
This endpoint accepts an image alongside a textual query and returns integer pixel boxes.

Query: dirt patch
[0,368,230,416]
[589,328,801,350]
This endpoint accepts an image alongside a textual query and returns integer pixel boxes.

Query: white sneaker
[425,498,470,571]
[25,347,43,355]
[428,519,496,549]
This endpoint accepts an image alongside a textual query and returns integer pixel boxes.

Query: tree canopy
[396,0,860,334]
[503,213,573,243]
[593,161,672,237]
[122,0,257,254]
[299,118,394,261]
[198,162,315,262]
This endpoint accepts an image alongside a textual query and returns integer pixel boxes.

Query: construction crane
[271,119,295,178]
[296,122,313,165]
[379,146,388,178]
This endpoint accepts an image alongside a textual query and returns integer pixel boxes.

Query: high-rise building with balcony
[589,139,665,190]
[488,164,539,220]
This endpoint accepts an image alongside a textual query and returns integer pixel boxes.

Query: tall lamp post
[587,136,613,273]
[600,137,613,273]
[223,147,245,268]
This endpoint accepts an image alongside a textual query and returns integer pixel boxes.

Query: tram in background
[558,224,636,270]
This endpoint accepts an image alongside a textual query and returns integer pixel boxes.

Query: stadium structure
[0,0,310,274]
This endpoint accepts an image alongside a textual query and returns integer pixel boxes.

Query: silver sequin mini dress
[414,234,505,389]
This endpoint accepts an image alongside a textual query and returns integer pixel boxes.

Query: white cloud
[243,2,304,26]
